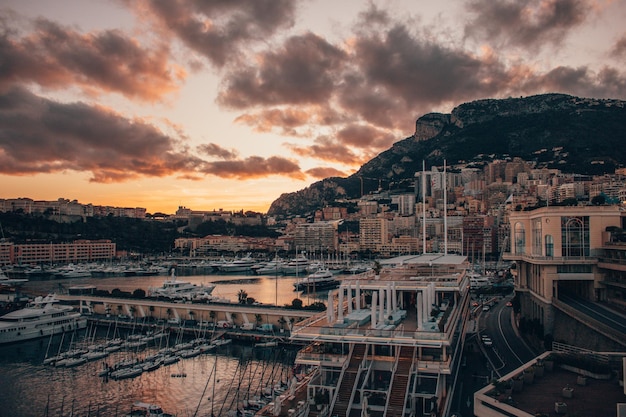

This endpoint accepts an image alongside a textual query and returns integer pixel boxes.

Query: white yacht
[218,253,257,273]
[281,254,310,275]
[149,270,216,301]
[0,294,87,345]
[293,267,338,291]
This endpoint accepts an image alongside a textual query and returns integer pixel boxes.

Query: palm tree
[129,306,137,322]
[116,305,123,317]
[255,314,263,327]
[149,305,155,320]
[237,289,248,304]
[189,310,195,322]
[166,308,173,319]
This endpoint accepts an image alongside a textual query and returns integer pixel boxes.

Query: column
[371,291,378,328]
[338,287,344,322]
[355,280,361,310]
[347,283,353,315]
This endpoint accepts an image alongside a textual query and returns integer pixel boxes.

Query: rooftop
[475,352,626,417]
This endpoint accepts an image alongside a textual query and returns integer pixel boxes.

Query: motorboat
[148,270,215,301]
[293,267,339,292]
[254,257,285,275]
[218,253,257,273]
[281,254,310,275]
[0,294,87,345]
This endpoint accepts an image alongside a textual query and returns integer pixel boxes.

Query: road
[449,294,536,417]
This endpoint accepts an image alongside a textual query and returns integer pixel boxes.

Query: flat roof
[379,253,468,266]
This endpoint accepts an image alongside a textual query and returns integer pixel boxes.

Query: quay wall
[58,295,318,330]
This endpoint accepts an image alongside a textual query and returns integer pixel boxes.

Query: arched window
[561,216,589,257]
[545,235,553,257]
[514,222,526,254]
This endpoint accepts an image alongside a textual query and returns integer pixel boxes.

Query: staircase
[385,346,415,417]
[330,343,367,417]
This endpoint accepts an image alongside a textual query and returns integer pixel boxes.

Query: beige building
[504,205,622,339]
[359,217,388,252]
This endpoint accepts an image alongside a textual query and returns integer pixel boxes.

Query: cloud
[0,86,304,182]
[217,32,347,108]
[305,166,349,179]
[201,156,304,180]
[129,0,297,68]
[286,135,365,165]
[0,17,184,101]
[464,0,590,49]
[520,65,626,98]
[197,143,239,159]
[611,34,626,58]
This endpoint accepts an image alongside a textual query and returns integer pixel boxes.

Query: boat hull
[0,316,87,345]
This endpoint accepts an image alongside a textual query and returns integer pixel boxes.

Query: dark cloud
[201,156,303,180]
[521,65,626,98]
[464,0,590,49]
[336,124,396,150]
[197,143,239,159]
[611,34,626,58]
[287,136,364,165]
[0,86,303,181]
[130,0,297,68]
[0,17,183,101]
[234,106,349,136]
[306,166,349,179]
[217,32,347,108]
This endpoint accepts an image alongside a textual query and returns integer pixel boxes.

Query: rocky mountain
[267,93,626,217]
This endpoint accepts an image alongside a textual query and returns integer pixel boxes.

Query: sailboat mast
[422,160,427,254]
[444,159,448,255]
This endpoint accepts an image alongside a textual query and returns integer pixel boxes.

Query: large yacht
[288,253,472,417]
[0,294,87,345]
[148,270,216,301]
[218,253,257,273]
[281,253,310,275]
[293,267,339,292]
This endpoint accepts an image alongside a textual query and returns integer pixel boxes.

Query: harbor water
[1,272,335,417]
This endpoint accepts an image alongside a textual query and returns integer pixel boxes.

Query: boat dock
[55,294,318,340]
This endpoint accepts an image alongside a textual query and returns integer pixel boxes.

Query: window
[532,219,542,256]
[545,235,554,257]
[561,216,589,257]
[514,222,525,254]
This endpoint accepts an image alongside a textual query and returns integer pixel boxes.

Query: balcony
[503,252,598,265]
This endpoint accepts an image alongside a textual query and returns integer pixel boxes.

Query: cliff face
[267,93,626,217]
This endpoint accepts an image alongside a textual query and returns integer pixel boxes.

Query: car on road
[481,334,493,347]
[482,305,490,312]
[506,301,513,307]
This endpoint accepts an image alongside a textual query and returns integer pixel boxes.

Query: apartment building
[1,240,116,265]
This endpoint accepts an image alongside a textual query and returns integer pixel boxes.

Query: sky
[1,0,626,215]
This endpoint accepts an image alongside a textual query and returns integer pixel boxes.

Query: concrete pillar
[379,288,385,324]
[355,280,361,310]
[347,283,353,314]
[392,282,397,313]
[371,291,378,328]
[417,292,423,331]
[386,283,392,316]
[327,291,333,323]
[338,287,344,322]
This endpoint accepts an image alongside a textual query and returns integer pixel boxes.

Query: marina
[0,269,338,417]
